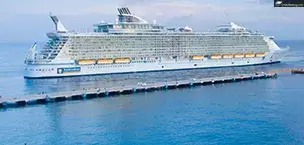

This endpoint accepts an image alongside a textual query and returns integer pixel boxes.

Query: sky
[0,0,304,43]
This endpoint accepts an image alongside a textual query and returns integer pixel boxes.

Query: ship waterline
[24,7,288,78]
[24,53,284,78]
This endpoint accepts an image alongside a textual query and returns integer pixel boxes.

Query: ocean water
[0,40,304,144]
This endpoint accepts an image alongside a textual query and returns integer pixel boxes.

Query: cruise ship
[24,7,288,78]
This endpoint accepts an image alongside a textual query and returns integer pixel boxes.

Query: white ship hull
[24,9,289,79]
[24,50,284,78]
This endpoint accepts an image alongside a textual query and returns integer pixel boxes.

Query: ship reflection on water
[22,65,276,96]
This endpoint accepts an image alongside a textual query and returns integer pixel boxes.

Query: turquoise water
[0,40,304,144]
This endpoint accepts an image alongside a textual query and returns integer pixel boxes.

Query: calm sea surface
[0,40,304,144]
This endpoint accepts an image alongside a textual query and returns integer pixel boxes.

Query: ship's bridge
[93,7,165,33]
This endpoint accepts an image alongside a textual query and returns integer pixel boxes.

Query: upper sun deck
[93,7,166,33]
[92,7,258,35]
[216,22,253,34]
[47,7,263,37]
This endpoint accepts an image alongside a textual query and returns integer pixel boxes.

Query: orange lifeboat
[245,53,255,58]
[255,53,266,57]
[210,54,222,59]
[97,58,113,64]
[191,55,204,60]
[77,59,96,65]
[114,58,131,63]
[234,54,245,58]
[222,54,234,59]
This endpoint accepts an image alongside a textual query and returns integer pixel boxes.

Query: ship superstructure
[24,7,287,78]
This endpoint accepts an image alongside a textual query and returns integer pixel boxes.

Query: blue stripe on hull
[24,61,281,79]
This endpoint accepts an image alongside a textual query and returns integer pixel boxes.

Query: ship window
[194,64,197,66]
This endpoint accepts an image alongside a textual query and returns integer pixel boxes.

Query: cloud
[86,0,274,23]
[244,0,274,4]
[0,0,304,42]
[259,0,274,4]
[1,0,302,22]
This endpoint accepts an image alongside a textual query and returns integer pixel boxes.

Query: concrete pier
[291,68,304,74]
[268,68,304,74]
[0,72,277,109]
